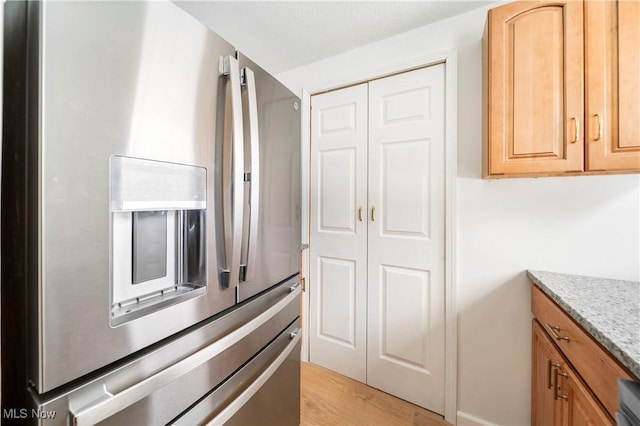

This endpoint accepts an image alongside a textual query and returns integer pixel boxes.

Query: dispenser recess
[110,156,207,325]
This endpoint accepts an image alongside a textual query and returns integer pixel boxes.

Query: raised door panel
[585,0,640,171]
[380,139,430,239]
[367,64,445,414]
[309,84,368,382]
[316,257,356,347]
[318,149,356,233]
[379,266,430,369]
[485,1,584,176]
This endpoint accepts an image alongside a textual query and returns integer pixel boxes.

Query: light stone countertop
[527,270,640,379]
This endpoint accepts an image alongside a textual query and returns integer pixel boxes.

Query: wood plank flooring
[300,362,450,426]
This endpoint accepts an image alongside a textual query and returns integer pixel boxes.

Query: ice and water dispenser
[110,156,207,325]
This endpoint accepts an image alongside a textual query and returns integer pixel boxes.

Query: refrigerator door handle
[220,55,245,289]
[69,286,301,426]
[205,328,301,426]
[240,67,260,282]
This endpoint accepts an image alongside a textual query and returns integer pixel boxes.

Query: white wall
[278,5,640,425]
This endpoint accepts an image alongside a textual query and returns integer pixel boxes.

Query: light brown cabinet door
[485,1,584,176]
[556,364,613,426]
[532,320,613,426]
[532,321,564,426]
[585,0,640,171]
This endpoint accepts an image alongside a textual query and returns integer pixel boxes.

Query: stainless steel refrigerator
[1,1,302,424]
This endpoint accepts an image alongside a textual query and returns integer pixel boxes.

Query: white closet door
[309,84,368,382]
[366,64,446,413]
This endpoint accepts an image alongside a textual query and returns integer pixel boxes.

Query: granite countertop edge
[527,270,640,379]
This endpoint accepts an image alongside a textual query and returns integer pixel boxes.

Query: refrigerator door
[237,53,302,302]
[25,1,240,391]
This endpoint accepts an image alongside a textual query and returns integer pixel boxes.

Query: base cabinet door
[532,320,613,426]
[557,364,613,426]
[532,320,563,426]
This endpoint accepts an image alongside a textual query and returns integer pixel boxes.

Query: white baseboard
[457,411,498,426]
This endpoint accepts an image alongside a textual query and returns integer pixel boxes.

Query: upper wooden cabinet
[484,0,640,178]
[585,0,640,170]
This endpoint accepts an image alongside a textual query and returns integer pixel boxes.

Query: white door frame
[300,49,458,424]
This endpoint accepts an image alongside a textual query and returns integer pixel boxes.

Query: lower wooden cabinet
[559,362,612,426]
[532,320,612,426]
[532,320,563,425]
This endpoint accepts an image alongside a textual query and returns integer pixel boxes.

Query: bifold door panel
[309,84,369,382]
[367,65,446,412]
[309,64,446,414]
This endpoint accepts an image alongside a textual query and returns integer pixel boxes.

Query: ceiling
[176,1,494,75]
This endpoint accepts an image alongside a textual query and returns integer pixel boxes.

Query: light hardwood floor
[300,362,451,426]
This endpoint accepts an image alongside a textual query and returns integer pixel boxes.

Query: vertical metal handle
[547,360,560,389]
[552,368,560,400]
[553,368,569,401]
[594,114,603,141]
[240,67,260,283]
[571,117,580,143]
[222,55,245,289]
[370,206,376,222]
[358,207,363,222]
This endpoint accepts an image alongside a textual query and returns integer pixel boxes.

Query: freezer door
[31,281,301,426]
[11,1,242,391]
[237,53,302,302]
[174,320,301,426]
